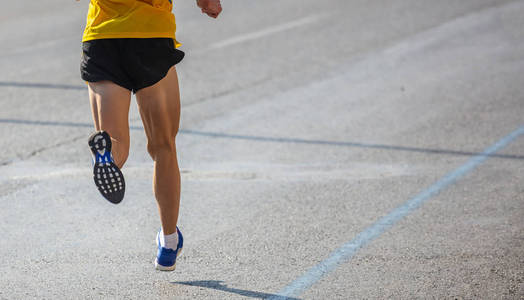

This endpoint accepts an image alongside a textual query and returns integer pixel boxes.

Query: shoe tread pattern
[88,131,125,204]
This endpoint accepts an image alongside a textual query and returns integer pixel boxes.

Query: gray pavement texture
[0,0,523,299]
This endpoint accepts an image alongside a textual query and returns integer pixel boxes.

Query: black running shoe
[88,131,125,204]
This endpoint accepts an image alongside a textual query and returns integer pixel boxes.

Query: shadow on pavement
[173,280,299,299]
[0,118,522,161]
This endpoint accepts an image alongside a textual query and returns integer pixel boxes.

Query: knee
[146,137,176,161]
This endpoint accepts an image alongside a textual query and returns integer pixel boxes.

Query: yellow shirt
[82,0,180,47]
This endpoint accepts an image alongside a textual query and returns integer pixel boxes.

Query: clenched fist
[196,0,222,18]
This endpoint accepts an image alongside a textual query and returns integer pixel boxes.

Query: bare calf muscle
[137,66,182,236]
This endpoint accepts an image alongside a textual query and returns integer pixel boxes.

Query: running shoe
[88,131,125,204]
[155,227,183,271]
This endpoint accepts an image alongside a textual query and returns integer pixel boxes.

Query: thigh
[135,66,181,147]
[88,80,132,142]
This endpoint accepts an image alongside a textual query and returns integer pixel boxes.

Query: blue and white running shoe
[155,227,183,271]
[88,131,125,204]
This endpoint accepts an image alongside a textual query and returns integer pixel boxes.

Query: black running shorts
[80,38,185,93]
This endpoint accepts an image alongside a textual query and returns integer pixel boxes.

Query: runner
[80,0,222,271]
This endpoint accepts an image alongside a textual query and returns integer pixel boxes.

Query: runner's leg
[135,66,181,235]
[88,81,132,168]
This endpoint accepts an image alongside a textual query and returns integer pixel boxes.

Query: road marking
[206,14,327,50]
[268,125,524,299]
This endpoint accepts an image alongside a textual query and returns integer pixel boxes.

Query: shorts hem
[81,76,134,92]
[134,53,184,92]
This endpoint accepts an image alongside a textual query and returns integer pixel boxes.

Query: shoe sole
[88,131,125,204]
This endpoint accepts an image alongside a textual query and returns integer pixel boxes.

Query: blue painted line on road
[268,125,524,300]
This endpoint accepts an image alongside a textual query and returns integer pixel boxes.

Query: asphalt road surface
[0,0,523,299]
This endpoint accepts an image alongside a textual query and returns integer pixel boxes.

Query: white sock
[160,229,179,250]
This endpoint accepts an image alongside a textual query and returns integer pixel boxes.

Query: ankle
[159,228,179,250]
